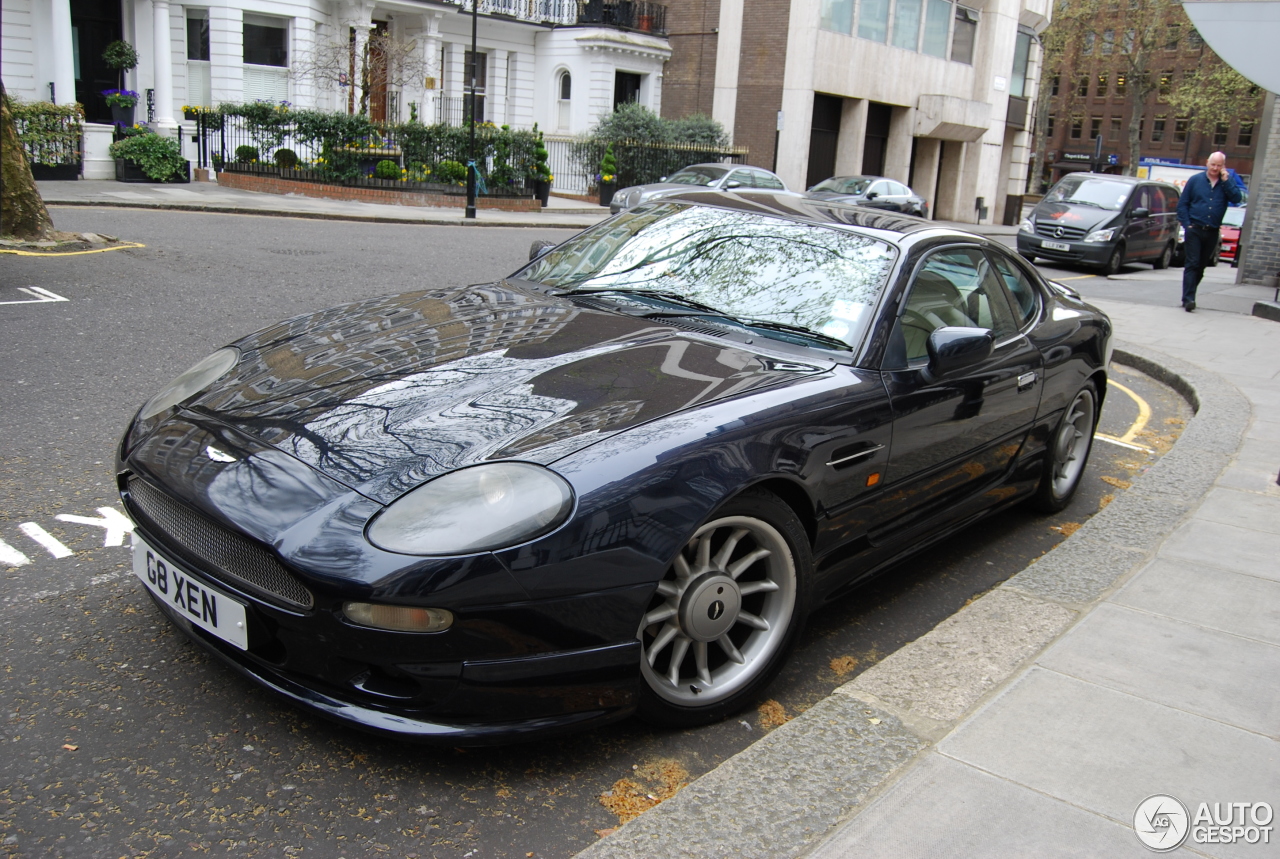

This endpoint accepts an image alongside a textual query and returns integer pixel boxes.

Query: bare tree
[1,81,54,240]
[292,23,431,117]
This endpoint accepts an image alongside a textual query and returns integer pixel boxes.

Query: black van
[1018,173,1181,275]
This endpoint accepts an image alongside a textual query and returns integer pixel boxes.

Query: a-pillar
[834,98,867,176]
[50,0,77,105]
[151,0,178,131]
[934,140,966,221]
[912,138,941,219]
[884,106,913,183]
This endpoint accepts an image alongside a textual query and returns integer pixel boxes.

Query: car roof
[650,189,969,241]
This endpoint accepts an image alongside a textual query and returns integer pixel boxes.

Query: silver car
[609,163,789,214]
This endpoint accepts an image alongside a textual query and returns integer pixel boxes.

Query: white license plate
[133,536,249,650]
[1041,240,1071,252]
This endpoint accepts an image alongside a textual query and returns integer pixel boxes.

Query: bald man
[1175,152,1243,311]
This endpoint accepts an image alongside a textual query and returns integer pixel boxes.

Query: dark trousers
[1181,226,1219,304]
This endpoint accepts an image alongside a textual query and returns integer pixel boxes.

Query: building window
[820,0,854,35]
[1152,116,1165,142]
[1046,115,1055,138]
[893,0,925,50]
[951,6,977,64]
[1010,27,1033,96]
[1051,74,1060,96]
[1077,75,1089,97]
[1158,72,1172,98]
[1238,121,1254,147]
[1187,29,1203,50]
[1115,73,1127,96]
[1174,117,1188,143]
[557,71,571,132]
[244,16,288,67]
[922,0,951,57]
[1070,117,1082,139]
[187,13,210,61]
[860,0,891,42]
[1096,74,1108,97]
[614,71,641,109]
[1213,122,1229,146]
[1109,117,1121,140]
[1083,31,1095,55]
[1122,29,1135,53]
[1090,116,1102,139]
[1101,29,1114,55]
[1165,24,1180,51]
[186,11,211,108]
[465,50,488,121]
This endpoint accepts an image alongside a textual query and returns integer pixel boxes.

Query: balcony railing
[440,0,667,34]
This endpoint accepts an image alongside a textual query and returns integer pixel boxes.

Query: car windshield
[1221,207,1246,227]
[516,203,897,350]
[1044,176,1132,210]
[812,177,872,195]
[666,167,728,186]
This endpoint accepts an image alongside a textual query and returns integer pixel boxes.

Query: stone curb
[574,342,1251,859]
[43,199,607,229]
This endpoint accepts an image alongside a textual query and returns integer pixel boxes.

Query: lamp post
[465,0,478,219]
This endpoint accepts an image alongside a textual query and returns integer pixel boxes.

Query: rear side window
[989,253,1041,327]
[753,170,786,190]
[891,248,1019,364]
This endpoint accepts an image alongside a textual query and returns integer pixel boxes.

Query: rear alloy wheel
[636,490,809,727]
[1032,382,1099,513]
[1101,245,1124,276]
[1153,241,1173,270]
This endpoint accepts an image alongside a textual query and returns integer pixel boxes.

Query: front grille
[127,477,315,610]
[1035,223,1088,241]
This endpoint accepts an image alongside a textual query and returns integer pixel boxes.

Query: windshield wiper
[735,317,849,350]
[561,288,725,316]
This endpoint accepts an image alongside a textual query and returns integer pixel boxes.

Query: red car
[1220,207,1246,267]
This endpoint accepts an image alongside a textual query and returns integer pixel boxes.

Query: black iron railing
[578,0,667,34]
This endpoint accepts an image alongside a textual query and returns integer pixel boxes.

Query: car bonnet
[184,283,830,504]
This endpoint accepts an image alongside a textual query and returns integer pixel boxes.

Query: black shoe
[1184,301,1196,312]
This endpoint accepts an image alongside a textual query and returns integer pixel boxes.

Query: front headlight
[1019,218,1035,233]
[139,347,240,420]
[367,462,574,555]
[1084,228,1115,243]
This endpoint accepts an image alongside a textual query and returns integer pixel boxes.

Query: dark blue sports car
[118,192,1111,744]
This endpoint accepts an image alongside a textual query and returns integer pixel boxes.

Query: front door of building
[71,0,123,123]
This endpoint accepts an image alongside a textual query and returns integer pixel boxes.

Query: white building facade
[4,0,670,168]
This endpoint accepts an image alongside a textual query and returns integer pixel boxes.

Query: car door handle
[1018,372,1038,391]
[827,444,885,468]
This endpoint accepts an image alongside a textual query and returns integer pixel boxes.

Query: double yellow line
[1,242,145,257]
[1096,379,1154,452]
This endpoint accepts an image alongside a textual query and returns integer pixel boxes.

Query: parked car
[1018,173,1181,274]
[119,191,1111,744]
[805,175,929,218]
[1219,206,1245,267]
[609,163,788,214]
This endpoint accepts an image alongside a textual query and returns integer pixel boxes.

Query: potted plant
[530,125,552,207]
[102,40,139,92]
[598,143,618,207]
[102,89,139,128]
[109,132,190,182]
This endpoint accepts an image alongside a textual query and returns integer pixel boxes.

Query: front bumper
[1017,232,1115,267]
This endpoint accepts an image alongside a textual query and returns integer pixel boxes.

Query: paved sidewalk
[577,297,1279,856]
[37,179,613,229]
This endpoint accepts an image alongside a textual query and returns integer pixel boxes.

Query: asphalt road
[0,208,1190,859]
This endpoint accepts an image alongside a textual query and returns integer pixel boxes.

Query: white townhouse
[3,0,671,160]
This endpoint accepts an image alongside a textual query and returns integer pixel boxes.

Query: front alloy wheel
[637,491,808,726]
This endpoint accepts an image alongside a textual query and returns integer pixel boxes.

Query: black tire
[1152,242,1173,270]
[636,488,810,728]
[1032,381,1099,514]
[1100,244,1124,276]
[1020,252,1037,264]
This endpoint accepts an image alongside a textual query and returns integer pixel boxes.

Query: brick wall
[662,0,720,120]
[215,171,544,212]
[733,0,790,169]
[1239,92,1279,287]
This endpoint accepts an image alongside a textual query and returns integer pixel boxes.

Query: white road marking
[56,508,135,547]
[1094,434,1154,453]
[19,522,73,558]
[0,539,31,567]
[0,287,70,305]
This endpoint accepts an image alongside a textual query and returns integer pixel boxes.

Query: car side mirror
[529,240,556,261]
[1130,207,1150,218]
[923,326,994,382]
[725,180,742,189]
[866,191,879,200]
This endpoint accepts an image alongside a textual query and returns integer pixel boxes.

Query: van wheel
[1101,244,1124,276]
[1152,242,1173,270]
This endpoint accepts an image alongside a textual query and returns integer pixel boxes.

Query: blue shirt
[1177,171,1243,228]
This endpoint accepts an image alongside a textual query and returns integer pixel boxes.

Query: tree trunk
[1,81,54,239]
